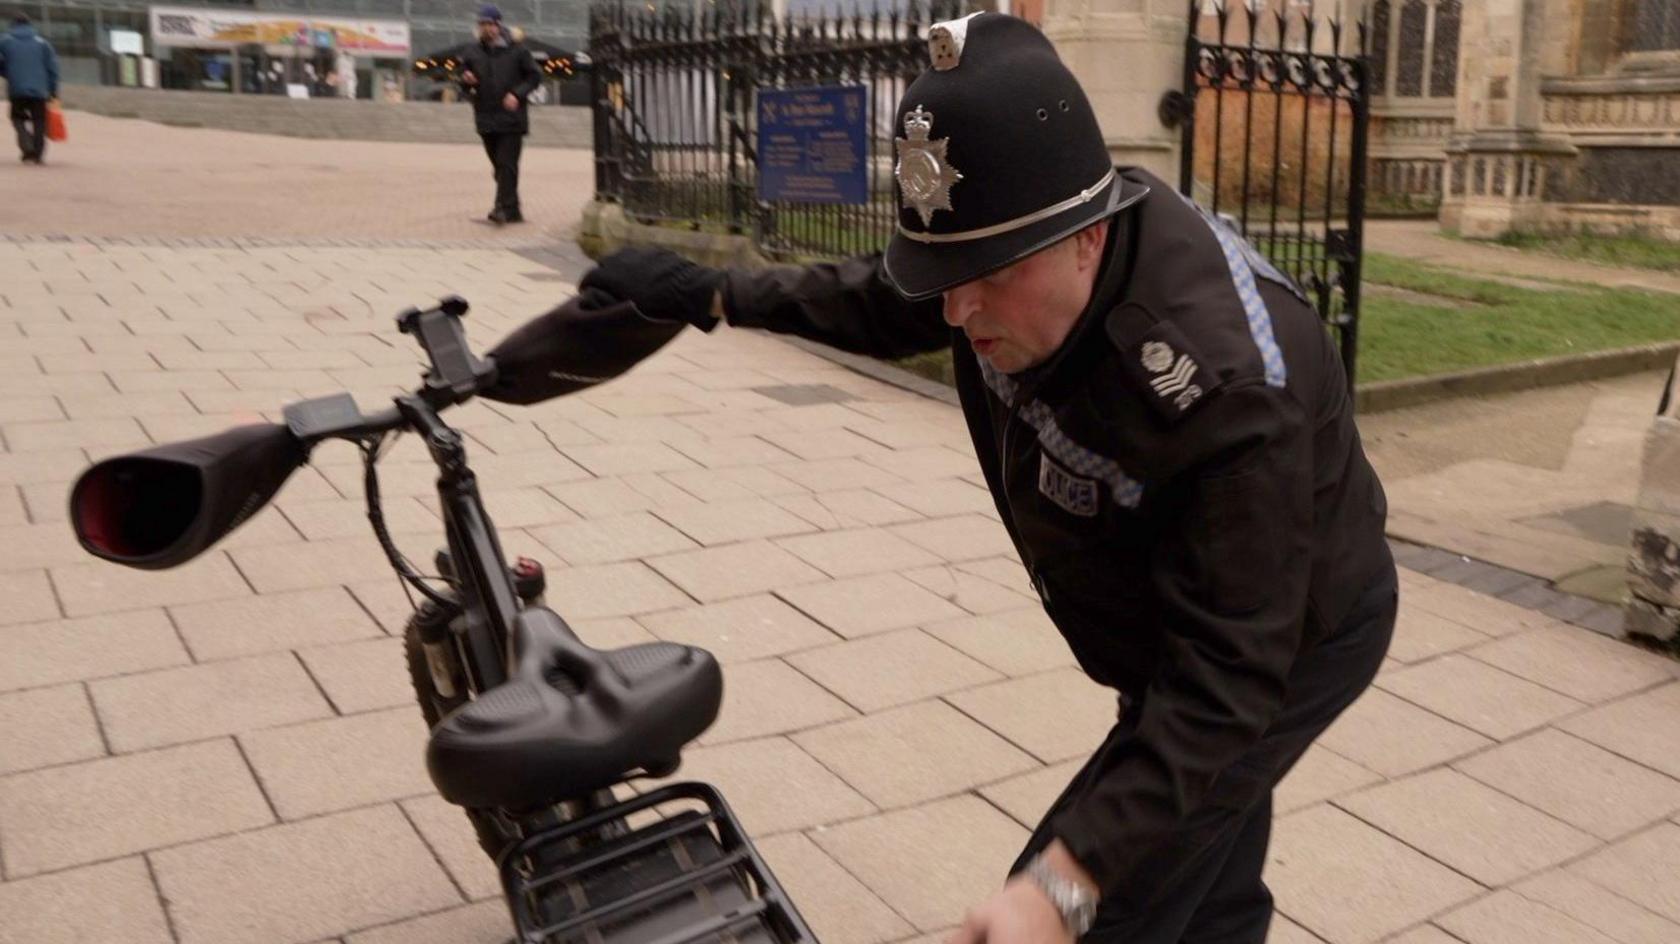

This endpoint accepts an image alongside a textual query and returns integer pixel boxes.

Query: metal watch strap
[1025,853,1098,937]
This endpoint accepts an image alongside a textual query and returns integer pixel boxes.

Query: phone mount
[398,295,497,408]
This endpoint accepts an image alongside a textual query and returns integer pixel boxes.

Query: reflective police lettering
[1039,455,1099,517]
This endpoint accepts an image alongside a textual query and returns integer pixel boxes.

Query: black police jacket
[458,39,541,135]
[720,167,1392,901]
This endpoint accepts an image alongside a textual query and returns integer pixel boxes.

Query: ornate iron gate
[588,0,968,261]
[1164,1,1372,388]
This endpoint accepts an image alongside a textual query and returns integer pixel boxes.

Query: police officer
[578,13,1395,943]
[459,4,541,224]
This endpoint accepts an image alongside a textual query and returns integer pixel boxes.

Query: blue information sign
[756,85,868,205]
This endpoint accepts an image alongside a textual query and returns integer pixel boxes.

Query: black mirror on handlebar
[69,423,309,570]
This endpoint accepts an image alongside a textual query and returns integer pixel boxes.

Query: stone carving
[1543,92,1680,132]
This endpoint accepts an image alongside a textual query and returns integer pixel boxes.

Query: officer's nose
[942,283,982,328]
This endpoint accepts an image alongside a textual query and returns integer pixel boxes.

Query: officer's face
[941,221,1110,373]
[478,20,500,42]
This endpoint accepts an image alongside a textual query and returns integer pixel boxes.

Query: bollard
[1623,354,1680,646]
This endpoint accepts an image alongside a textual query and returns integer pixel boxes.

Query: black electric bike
[68,297,814,944]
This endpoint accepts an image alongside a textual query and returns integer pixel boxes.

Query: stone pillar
[1438,0,1576,237]
[1624,354,1680,647]
[1041,0,1186,182]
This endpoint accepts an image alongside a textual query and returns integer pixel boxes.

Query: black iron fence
[588,0,970,260]
[1165,0,1371,387]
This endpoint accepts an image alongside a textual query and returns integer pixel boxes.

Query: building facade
[1373,0,1680,238]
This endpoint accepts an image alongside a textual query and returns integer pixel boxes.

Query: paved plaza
[1,115,1679,944]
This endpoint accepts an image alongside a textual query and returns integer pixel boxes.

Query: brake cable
[361,432,456,609]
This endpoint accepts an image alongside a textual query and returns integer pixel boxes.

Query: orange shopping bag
[45,101,67,143]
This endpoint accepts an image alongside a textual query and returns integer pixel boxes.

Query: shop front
[147,6,411,99]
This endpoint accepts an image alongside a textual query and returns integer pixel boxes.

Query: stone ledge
[5,232,558,252]
[1356,341,1680,414]
[577,201,774,269]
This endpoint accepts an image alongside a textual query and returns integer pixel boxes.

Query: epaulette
[1105,302,1220,424]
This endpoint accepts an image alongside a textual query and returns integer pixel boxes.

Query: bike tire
[403,610,519,860]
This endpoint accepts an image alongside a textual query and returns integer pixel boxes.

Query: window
[1429,0,1459,96]
[1369,0,1390,96]
[1394,0,1427,97]
[1628,0,1680,52]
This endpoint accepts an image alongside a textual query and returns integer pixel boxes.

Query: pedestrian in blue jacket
[0,12,60,163]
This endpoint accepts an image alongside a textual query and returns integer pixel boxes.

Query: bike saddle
[426,607,723,811]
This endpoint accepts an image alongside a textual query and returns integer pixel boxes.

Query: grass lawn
[894,252,1680,386]
[1485,232,1680,274]
[1357,253,1680,381]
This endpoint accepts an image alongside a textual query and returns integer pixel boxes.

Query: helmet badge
[895,105,963,229]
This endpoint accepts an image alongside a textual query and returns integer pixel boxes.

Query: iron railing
[1167,0,1371,388]
[589,0,970,261]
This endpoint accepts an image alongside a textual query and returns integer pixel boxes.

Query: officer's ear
[1072,219,1110,275]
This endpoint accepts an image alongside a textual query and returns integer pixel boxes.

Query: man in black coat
[573,13,1395,944]
[459,4,541,224]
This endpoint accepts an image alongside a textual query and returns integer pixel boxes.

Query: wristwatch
[1025,853,1099,937]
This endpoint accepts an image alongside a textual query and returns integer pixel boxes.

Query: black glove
[579,247,726,332]
[480,288,686,405]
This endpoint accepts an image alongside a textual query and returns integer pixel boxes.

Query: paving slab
[1453,728,1680,840]
[699,657,857,745]
[922,606,1076,675]
[944,669,1117,764]
[792,700,1037,809]
[169,586,385,662]
[0,683,105,776]
[240,707,432,820]
[977,759,1084,829]
[1317,688,1494,778]
[652,736,874,836]
[775,528,942,579]
[1438,889,1619,944]
[1337,768,1598,886]
[0,608,188,692]
[1558,682,1680,780]
[637,594,840,663]
[1275,747,1383,815]
[811,795,1028,933]
[1511,870,1680,944]
[399,794,501,903]
[1376,654,1585,740]
[88,652,333,753]
[776,572,968,638]
[149,804,461,944]
[652,497,818,547]
[756,832,915,944]
[1567,823,1680,924]
[0,738,272,877]
[0,857,172,944]
[345,900,511,944]
[0,570,60,626]
[646,540,829,603]
[296,637,413,715]
[786,629,1001,713]
[1464,623,1676,703]
[1264,805,1482,944]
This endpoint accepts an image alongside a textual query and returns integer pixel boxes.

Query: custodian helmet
[883,13,1148,300]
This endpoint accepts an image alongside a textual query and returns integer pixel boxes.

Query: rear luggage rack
[500,782,816,944]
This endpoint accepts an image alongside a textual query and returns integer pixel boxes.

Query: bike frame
[397,392,523,693]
